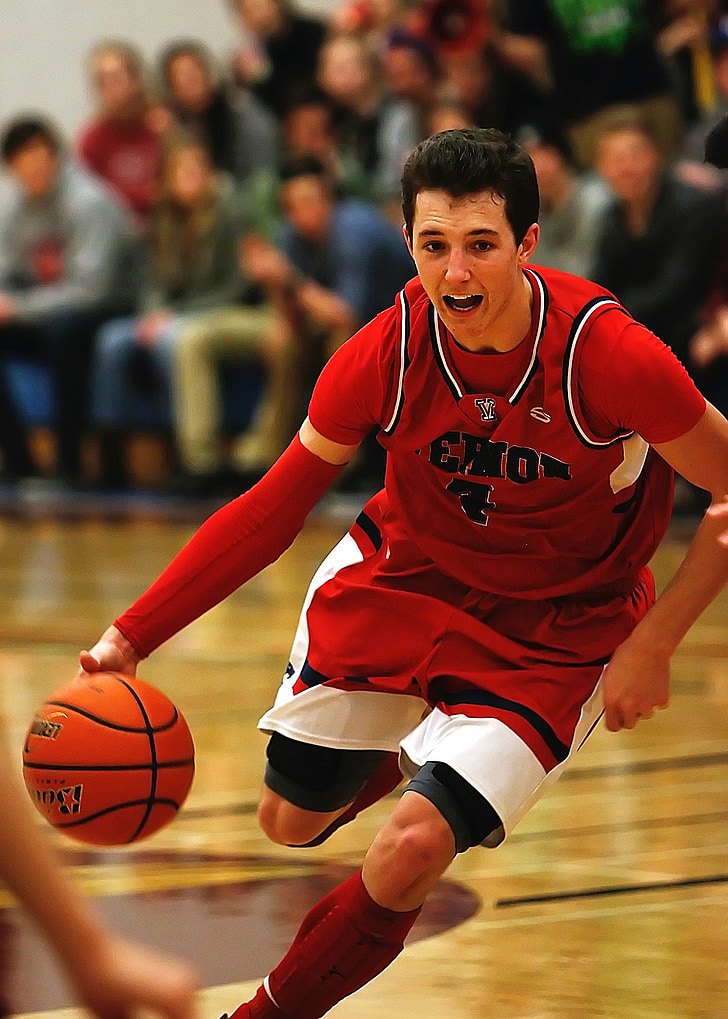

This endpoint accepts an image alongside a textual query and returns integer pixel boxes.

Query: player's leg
[259,733,403,847]
[226,732,506,1018]
[226,661,608,1016]
[254,500,433,849]
[225,509,463,1016]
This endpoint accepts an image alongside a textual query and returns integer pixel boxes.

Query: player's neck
[451,271,534,355]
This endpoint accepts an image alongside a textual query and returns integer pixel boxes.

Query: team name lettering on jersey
[424,430,572,525]
[427,431,572,483]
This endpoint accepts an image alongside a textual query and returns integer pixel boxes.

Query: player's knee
[262,732,388,843]
[406,761,505,852]
[386,801,455,871]
[257,787,287,844]
[259,734,385,846]
[364,793,456,907]
[257,787,323,846]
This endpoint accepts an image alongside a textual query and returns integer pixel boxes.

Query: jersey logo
[474,398,497,422]
[530,406,551,423]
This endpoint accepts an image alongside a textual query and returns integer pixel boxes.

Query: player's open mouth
[443,295,483,313]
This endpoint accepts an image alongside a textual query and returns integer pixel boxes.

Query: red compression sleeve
[114,435,345,658]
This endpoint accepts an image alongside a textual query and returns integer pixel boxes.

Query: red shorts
[259,493,655,842]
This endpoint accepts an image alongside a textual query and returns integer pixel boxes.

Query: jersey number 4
[447,479,496,525]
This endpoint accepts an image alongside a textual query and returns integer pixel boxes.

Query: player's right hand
[78,625,141,679]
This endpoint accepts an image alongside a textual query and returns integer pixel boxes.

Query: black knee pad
[265,733,389,812]
[406,761,504,852]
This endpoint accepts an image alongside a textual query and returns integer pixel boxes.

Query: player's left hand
[602,636,670,731]
[78,625,141,679]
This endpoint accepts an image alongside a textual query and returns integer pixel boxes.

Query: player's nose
[444,248,471,283]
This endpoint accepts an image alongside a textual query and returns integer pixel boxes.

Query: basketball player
[0,727,197,1018]
[80,128,728,1018]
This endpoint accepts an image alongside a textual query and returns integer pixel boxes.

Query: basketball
[22,672,195,846]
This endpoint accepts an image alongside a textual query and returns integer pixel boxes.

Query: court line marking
[495,872,728,908]
[561,750,728,781]
[471,891,728,930]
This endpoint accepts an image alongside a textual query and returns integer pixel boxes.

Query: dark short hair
[518,119,575,168]
[1,116,61,164]
[279,153,331,186]
[159,39,215,83]
[400,127,539,244]
[386,27,439,76]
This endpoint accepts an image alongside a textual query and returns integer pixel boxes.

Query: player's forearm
[627,497,728,656]
[115,435,344,658]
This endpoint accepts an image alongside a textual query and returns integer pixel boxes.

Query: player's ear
[518,223,539,264]
[402,223,414,258]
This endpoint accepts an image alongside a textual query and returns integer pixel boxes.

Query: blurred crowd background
[1,0,728,505]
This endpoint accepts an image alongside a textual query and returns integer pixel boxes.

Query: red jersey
[309,266,706,600]
[77,118,161,222]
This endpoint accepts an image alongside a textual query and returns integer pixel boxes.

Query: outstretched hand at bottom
[71,935,198,1019]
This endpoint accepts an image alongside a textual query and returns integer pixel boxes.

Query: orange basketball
[22,672,195,846]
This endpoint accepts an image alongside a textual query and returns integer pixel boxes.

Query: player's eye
[422,240,445,253]
[473,240,493,252]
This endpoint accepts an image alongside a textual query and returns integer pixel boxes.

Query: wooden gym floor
[0,487,725,1018]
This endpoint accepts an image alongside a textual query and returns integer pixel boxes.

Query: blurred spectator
[230,0,327,119]
[316,33,421,206]
[498,0,685,167]
[657,0,723,126]
[169,263,277,497]
[439,42,551,136]
[0,115,138,485]
[91,134,247,488]
[329,0,410,53]
[272,153,414,331]
[519,122,610,278]
[245,85,379,240]
[77,40,164,228]
[237,154,415,485]
[591,109,725,369]
[382,28,441,124]
[377,29,442,203]
[404,0,492,63]
[676,13,728,189]
[688,237,728,415]
[426,99,476,135]
[159,39,280,183]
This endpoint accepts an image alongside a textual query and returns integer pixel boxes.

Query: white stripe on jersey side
[609,432,649,495]
[564,297,649,495]
[511,268,547,404]
[383,289,410,434]
[565,298,634,448]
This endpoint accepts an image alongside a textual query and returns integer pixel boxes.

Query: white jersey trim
[564,297,635,448]
[383,288,410,434]
[431,268,548,405]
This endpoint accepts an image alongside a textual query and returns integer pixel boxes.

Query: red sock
[302,752,403,847]
[229,871,421,1019]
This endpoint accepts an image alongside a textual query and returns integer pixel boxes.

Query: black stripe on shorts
[437,688,570,764]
